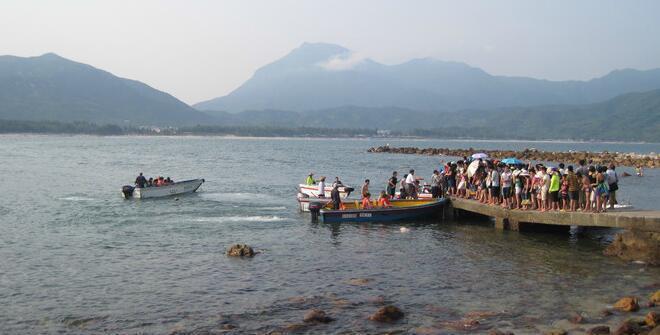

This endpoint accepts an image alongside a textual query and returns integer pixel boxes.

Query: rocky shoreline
[367,146,659,168]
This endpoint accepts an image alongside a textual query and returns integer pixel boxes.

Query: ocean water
[1,135,659,334]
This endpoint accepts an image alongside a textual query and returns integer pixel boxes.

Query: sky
[1,0,660,104]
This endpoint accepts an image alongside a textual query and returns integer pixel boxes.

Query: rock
[614,297,640,312]
[613,319,642,335]
[302,309,333,323]
[368,305,404,323]
[282,323,309,332]
[651,290,660,305]
[226,244,255,257]
[587,326,611,335]
[603,231,660,266]
[647,312,660,328]
[649,325,660,335]
[465,311,499,319]
[544,329,567,335]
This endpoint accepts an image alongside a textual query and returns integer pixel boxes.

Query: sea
[1,135,659,334]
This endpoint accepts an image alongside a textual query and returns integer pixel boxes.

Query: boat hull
[298,184,354,198]
[318,198,446,223]
[126,179,204,199]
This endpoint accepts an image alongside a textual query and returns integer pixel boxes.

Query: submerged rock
[226,244,255,257]
[346,278,372,286]
[368,305,404,323]
[604,231,660,266]
[647,311,660,328]
[613,319,643,335]
[613,297,640,312]
[587,325,611,335]
[543,329,567,335]
[303,309,334,323]
[569,312,586,324]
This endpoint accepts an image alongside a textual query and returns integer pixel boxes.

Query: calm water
[1,135,659,334]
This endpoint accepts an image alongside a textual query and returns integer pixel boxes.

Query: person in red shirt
[361,192,373,209]
[378,191,392,208]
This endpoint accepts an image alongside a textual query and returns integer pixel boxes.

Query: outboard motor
[122,185,135,199]
[308,202,323,223]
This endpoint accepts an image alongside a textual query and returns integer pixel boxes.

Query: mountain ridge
[194,42,660,113]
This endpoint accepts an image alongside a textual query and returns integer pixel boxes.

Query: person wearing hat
[317,176,327,197]
[305,173,316,186]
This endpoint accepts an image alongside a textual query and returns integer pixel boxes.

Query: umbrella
[501,157,523,165]
[471,153,488,159]
[467,159,481,178]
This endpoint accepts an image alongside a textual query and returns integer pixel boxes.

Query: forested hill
[0,53,213,126]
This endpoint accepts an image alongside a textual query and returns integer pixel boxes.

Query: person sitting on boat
[317,176,326,197]
[331,184,342,210]
[361,192,373,209]
[305,173,316,185]
[361,179,370,198]
[147,177,154,187]
[135,172,147,188]
[165,177,173,185]
[378,191,392,208]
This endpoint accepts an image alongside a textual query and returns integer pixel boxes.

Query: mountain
[205,89,660,141]
[195,42,660,113]
[0,53,213,126]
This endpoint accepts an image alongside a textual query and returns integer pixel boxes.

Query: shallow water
[1,135,659,334]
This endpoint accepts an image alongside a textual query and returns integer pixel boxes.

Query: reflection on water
[0,135,658,334]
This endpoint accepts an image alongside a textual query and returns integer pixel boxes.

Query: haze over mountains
[0,53,212,126]
[195,42,660,113]
[1,43,659,141]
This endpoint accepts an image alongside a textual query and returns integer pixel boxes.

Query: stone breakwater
[367,146,659,168]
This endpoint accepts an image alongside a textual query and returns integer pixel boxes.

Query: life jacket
[361,198,372,209]
[378,197,391,207]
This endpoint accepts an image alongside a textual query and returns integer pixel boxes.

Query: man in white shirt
[317,176,326,197]
[405,169,417,199]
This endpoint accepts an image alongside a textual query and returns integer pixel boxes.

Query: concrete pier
[446,196,660,232]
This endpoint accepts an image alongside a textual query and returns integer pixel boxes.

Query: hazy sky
[2,0,659,104]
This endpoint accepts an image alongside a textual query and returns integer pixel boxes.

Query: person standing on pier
[431,169,442,198]
[606,164,619,209]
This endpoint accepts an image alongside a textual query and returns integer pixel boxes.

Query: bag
[609,182,618,191]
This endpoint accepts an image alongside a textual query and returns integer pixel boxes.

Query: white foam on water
[199,192,282,203]
[259,206,287,211]
[192,216,285,223]
[59,196,96,202]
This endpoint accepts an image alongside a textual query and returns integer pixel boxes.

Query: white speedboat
[122,179,205,199]
[298,183,354,198]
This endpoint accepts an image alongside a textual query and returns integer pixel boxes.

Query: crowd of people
[438,158,620,213]
[134,173,175,188]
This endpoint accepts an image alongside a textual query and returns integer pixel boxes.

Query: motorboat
[307,198,446,223]
[298,183,354,198]
[122,178,205,199]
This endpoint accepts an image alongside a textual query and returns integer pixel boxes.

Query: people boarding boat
[122,175,204,199]
[308,198,446,223]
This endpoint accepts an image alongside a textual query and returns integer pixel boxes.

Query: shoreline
[0,132,659,145]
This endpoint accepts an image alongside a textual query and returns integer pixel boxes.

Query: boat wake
[192,216,285,223]
[199,192,283,203]
[59,196,96,202]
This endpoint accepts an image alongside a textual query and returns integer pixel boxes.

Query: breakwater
[367,145,659,168]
